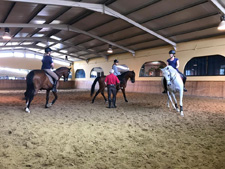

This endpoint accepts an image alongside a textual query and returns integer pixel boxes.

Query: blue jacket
[112,64,121,76]
[167,58,179,71]
[41,55,53,69]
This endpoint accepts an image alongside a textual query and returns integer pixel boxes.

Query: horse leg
[179,91,184,116]
[167,92,176,110]
[25,100,31,113]
[25,88,37,113]
[100,90,107,102]
[51,91,58,106]
[45,90,51,108]
[25,92,34,113]
[171,92,179,112]
[166,91,170,108]
[122,88,128,102]
[92,90,100,103]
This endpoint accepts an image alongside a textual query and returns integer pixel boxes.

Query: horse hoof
[176,108,179,112]
[125,100,128,102]
[46,103,52,108]
[25,108,30,113]
[180,111,184,116]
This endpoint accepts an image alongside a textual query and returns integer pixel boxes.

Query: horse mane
[55,67,68,71]
[162,65,177,75]
[167,65,177,74]
[119,71,130,79]
[54,67,69,73]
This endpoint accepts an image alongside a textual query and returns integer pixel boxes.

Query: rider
[105,69,120,108]
[41,47,59,92]
[112,59,121,76]
[162,50,187,93]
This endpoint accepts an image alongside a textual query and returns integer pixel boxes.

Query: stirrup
[52,84,57,92]
[184,88,187,92]
[52,81,58,92]
[52,87,57,92]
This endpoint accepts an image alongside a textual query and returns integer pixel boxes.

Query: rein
[166,69,177,83]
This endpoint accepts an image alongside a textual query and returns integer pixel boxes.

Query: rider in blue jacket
[41,47,58,92]
[112,59,121,76]
[162,50,187,93]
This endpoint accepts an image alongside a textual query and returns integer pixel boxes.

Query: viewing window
[184,55,225,76]
[75,69,85,78]
[90,67,104,78]
[139,61,166,77]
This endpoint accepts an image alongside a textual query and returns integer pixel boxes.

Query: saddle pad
[46,73,54,84]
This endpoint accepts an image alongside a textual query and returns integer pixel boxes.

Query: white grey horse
[161,65,184,116]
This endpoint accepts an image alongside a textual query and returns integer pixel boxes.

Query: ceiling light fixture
[2,27,11,40]
[218,14,225,30]
[107,44,113,54]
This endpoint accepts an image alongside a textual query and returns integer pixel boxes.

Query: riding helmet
[169,50,176,54]
[114,59,119,63]
[45,47,52,53]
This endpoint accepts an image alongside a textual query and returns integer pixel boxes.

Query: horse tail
[90,77,101,97]
[24,71,35,100]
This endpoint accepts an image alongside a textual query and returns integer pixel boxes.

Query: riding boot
[52,80,58,92]
[107,101,111,108]
[112,99,117,108]
[183,76,187,92]
[162,78,167,94]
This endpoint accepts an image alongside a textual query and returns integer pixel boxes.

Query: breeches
[107,86,117,102]
[43,69,59,81]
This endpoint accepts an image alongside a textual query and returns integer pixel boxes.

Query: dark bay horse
[91,71,135,103]
[24,67,71,113]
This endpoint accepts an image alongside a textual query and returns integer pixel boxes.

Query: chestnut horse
[91,71,135,103]
[24,67,71,113]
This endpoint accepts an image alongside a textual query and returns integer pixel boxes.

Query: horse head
[56,67,71,82]
[130,71,135,83]
[161,66,176,87]
[120,71,135,83]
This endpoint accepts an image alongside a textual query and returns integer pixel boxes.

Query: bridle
[165,69,176,84]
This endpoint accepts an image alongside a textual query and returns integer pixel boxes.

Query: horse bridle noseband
[165,69,176,83]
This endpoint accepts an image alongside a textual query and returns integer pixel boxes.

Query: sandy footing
[0,90,225,169]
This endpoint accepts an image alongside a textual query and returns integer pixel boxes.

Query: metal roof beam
[0,23,135,55]
[82,12,219,50]
[4,0,117,17]
[0,37,106,58]
[0,37,106,57]
[0,48,76,62]
[4,0,176,47]
[0,44,84,60]
[104,6,176,47]
[211,0,225,14]
[73,0,209,47]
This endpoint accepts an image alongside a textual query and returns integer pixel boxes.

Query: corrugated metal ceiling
[0,0,224,61]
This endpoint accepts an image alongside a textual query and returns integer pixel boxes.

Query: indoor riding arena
[0,1,225,169]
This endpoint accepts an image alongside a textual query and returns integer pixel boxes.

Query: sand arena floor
[0,89,225,169]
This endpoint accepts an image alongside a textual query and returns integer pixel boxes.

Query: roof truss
[3,0,176,47]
